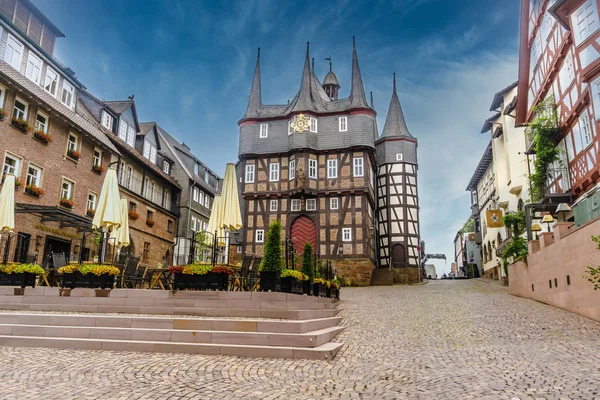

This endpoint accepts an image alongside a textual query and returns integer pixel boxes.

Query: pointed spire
[349,36,370,109]
[243,48,262,119]
[287,42,321,113]
[381,73,413,138]
[370,91,374,108]
[312,57,315,72]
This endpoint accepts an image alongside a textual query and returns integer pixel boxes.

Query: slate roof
[153,123,221,195]
[489,81,518,111]
[379,73,414,139]
[241,38,373,122]
[105,100,132,115]
[323,71,340,87]
[481,112,501,134]
[77,93,179,188]
[138,122,155,136]
[0,60,119,154]
[466,141,493,191]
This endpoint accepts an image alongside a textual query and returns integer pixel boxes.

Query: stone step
[0,323,344,348]
[0,335,343,360]
[0,312,343,333]
[0,303,339,320]
[0,295,337,310]
[0,287,338,304]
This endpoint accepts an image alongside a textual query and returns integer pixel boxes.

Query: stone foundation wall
[392,267,420,284]
[330,258,375,286]
[482,267,499,280]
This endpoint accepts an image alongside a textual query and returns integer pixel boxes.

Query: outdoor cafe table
[145,268,172,290]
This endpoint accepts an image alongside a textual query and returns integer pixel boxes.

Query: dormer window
[260,124,268,138]
[25,52,42,84]
[339,117,347,132]
[44,67,59,97]
[204,170,209,183]
[143,141,157,164]
[127,126,135,147]
[310,117,317,133]
[194,162,199,175]
[61,81,74,109]
[118,120,135,147]
[101,111,113,130]
[572,0,600,46]
[4,34,23,71]
[163,161,170,174]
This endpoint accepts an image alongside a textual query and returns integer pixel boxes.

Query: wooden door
[391,243,406,268]
[290,215,317,254]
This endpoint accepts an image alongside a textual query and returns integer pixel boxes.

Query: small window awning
[15,203,94,231]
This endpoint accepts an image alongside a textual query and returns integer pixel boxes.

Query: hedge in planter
[312,278,328,297]
[259,220,283,292]
[301,243,314,295]
[280,269,308,294]
[170,264,232,290]
[0,263,44,288]
[58,264,119,289]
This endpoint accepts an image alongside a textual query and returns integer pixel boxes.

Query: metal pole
[213,230,217,267]
[285,238,289,269]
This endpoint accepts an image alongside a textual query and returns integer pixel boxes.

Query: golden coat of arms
[291,114,310,133]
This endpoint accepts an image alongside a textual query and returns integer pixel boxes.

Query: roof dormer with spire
[238,38,378,158]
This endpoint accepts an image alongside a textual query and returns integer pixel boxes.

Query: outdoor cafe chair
[247,256,261,291]
[232,254,253,291]
[121,256,143,288]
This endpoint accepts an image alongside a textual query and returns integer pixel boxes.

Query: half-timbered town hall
[237,39,420,285]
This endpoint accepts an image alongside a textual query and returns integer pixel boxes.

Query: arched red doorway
[290,215,317,254]
[391,243,406,268]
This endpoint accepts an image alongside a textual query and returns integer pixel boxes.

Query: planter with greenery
[60,198,75,209]
[33,130,53,144]
[312,277,328,297]
[25,184,45,197]
[330,279,340,299]
[86,209,95,217]
[259,220,283,292]
[11,117,29,133]
[171,264,213,290]
[527,98,560,202]
[0,108,6,120]
[209,265,235,290]
[128,210,139,220]
[280,268,308,294]
[57,264,119,289]
[146,218,155,227]
[67,150,81,161]
[92,164,105,174]
[0,263,45,288]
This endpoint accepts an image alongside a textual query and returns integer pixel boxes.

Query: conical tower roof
[348,37,370,109]
[286,42,324,114]
[381,73,413,138]
[243,48,262,119]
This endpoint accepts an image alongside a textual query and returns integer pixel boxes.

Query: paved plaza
[0,280,599,399]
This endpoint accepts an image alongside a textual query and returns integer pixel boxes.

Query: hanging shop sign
[486,210,504,228]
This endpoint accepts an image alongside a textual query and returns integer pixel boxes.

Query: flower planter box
[33,132,52,144]
[0,272,37,288]
[326,286,331,298]
[259,271,280,292]
[11,120,28,133]
[303,281,313,295]
[89,274,115,289]
[206,272,228,291]
[61,272,88,289]
[312,283,327,297]
[173,273,209,290]
[330,287,339,300]
[281,277,304,294]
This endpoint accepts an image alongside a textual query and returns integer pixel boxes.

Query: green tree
[301,243,313,280]
[260,220,283,273]
[461,218,475,234]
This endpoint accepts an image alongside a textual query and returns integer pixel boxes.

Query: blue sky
[34,0,520,275]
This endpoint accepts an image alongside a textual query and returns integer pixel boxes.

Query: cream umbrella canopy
[220,163,243,231]
[206,194,224,246]
[109,199,130,248]
[0,175,15,233]
[92,169,122,263]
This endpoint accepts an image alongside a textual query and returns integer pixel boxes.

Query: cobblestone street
[0,280,599,399]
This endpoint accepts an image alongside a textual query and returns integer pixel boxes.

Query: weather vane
[324,57,332,71]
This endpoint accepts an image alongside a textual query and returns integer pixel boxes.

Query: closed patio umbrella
[93,169,122,263]
[206,194,225,246]
[109,199,130,248]
[0,175,15,234]
[220,163,242,232]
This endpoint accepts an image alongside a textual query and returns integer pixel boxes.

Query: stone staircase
[371,268,394,286]
[0,287,344,360]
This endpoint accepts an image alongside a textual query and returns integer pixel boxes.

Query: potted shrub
[210,265,235,290]
[330,279,340,299]
[301,243,314,295]
[67,149,80,161]
[11,117,29,133]
[280,268,307,295]
[146,218,155,227]
[0,263,45,288]
[92,164,105,174]
[128,210,140,220]
[0,108,6,121]
[58,264,119,289]
[33,130,53,144]
[259,220,283,292]
[312,277,327,297]
[60,198,75,209]
[171,264,212,290]
[25,184,45,197]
